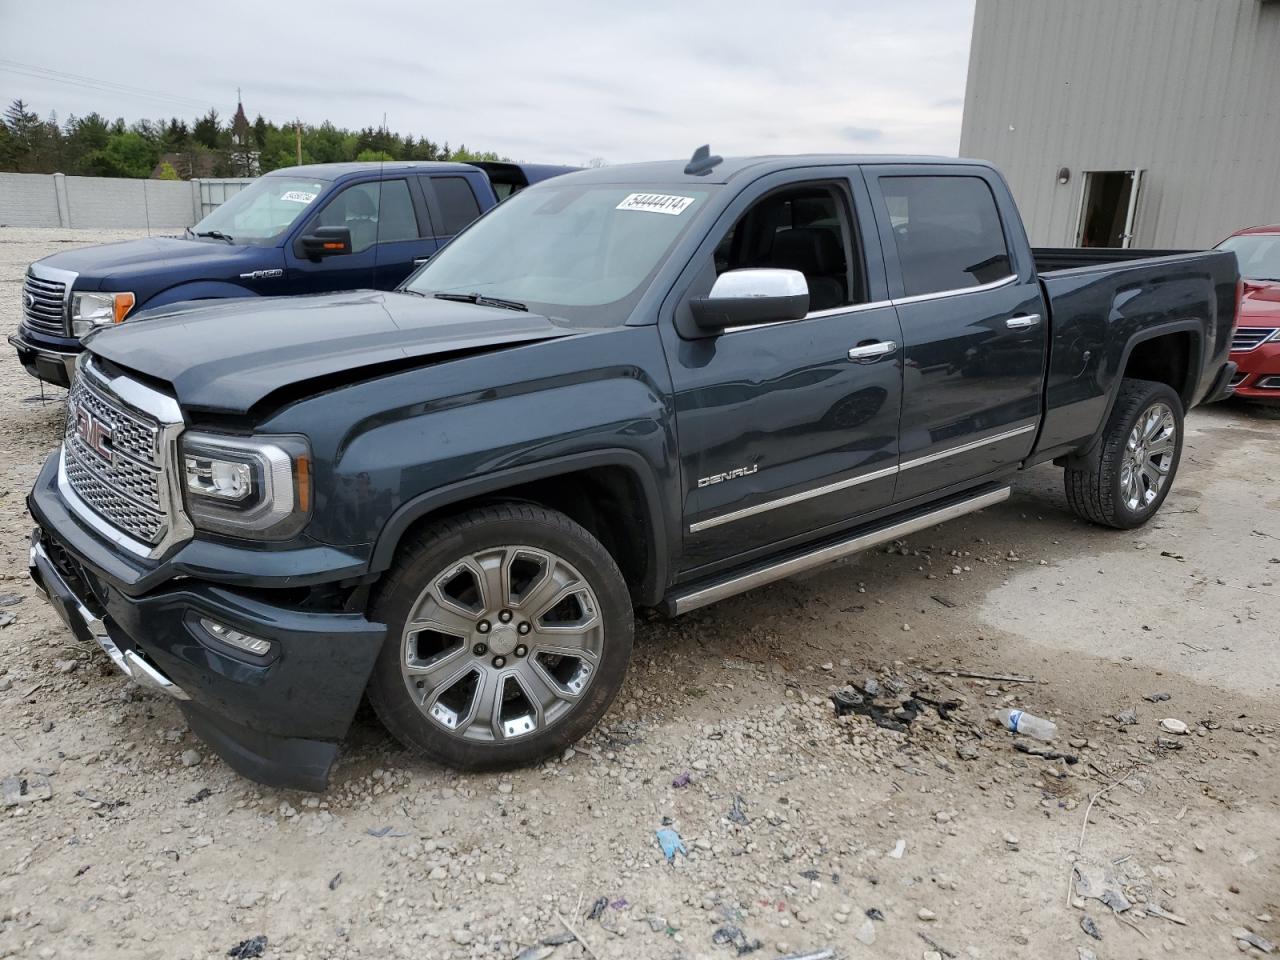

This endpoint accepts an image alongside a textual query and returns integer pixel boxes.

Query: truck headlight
[71,291,135,337]
[181,432,312,539]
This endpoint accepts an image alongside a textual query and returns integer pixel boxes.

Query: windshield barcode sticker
[616,193,696,216]
[280,191,317,204]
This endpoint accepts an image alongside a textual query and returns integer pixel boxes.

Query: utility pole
[295,119,302,165]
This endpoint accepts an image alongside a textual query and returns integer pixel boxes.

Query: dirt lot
[1,228,1277,960]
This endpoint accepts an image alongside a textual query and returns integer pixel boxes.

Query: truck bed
[1034,248,1238,457]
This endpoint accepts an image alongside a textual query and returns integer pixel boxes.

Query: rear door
[864,166,1047,502]
[662,168,904,572]
[420,174,486,246]
[369,177,436,289]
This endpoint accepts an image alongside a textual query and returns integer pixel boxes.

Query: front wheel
[1064,378,1184,529]
[366,503,634,770]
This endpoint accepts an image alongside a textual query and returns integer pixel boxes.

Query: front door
[865,166,1047,502]
[663,171,904,573]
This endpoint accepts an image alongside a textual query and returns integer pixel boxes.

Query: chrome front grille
[57,360,190,556]
[22,271,68,335]
[1232,327,1278,352]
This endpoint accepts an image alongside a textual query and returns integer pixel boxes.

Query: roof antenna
[684,144,722,176]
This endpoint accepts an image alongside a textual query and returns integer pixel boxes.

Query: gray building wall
[0,173,253,229]
[960,0,1280,248]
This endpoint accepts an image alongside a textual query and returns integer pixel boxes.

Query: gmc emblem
[71,402,113,464]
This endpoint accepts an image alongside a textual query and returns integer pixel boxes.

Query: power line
[0,59,221,114]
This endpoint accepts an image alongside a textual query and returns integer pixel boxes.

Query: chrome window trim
[891,274,1018,306]
[690,422,1037,532]
[689,463,898,533]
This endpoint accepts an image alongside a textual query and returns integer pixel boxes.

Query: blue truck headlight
[181,432,312,539]
[71,291,135,337]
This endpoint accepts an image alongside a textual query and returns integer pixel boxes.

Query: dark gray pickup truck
[27,150,1239,789]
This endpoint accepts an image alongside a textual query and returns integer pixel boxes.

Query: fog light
[199,617,272,656]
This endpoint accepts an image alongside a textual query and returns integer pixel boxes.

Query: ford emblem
[24,291,36,309]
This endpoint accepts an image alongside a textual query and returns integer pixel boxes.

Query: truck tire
[1064,378,1184,529]
[366,503,634,770]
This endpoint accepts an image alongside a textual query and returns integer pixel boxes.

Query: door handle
[847,340,897,362]
[1006,314,1041,330]
[413,257,432,265]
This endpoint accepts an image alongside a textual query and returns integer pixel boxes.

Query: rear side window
[374,179,420,243]
[880,176,1012,297]
[430,176,483,235]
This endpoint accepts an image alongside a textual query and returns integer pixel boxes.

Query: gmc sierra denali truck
[10,160,574,386]
[28,151,1239,790]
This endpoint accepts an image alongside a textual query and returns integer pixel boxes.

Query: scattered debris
[917,931,958,958]
[328,872,342,891]
[2,774,51,806]
[1080,914,1102,940]
[656,828,686,863]
[0,593,24,606]
[991,707,1057,740]
[1232,929,1275,954]
[74,864,90,877]
[226,935,267,959]
[930,594,958,608]
[185,787,212,804]
[1114,707,1139,726]
[180,749,201,767]
[1014,741,1078,764]
[929,668,1036,684]
[1158,718,1189,735]
[711,924,762,954]
[727,795,749,825]
[365,826,408,838]
[0,612,15,628]
[830,688,908,733]
[1143,692,1171,703]
[72,789,126,811]
[888,838,906,859]
[515,945,558,960]
[587,896,608,921]
[1159,550,1185,562]
[671,770,692,788]
[774,950,834,960]
[1155,736,1185,751]
[865,908,884,921]
[1144,903,1187,925]
[555,910,603,960]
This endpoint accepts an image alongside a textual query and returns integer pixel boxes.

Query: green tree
[155,160,180,180]
[355,148,394,162]
[193,108,221,149]
[85,131,160,178]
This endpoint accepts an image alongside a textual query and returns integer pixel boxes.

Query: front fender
[139,281,256,314]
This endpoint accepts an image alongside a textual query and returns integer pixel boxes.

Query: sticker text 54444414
[616,193,696,216]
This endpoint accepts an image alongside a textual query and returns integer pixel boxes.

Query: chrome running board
[669,486,1010,615]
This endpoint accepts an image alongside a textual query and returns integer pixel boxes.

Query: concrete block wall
[0,173,251,229]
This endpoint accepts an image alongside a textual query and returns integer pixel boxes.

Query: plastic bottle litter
[990,707,1057,741]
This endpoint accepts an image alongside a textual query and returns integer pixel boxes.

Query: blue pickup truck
[10,160,574,386]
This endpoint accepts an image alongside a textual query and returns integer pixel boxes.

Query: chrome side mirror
[689,268,810,332]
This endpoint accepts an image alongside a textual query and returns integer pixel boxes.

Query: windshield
[1217,234,1280,281]
[404,182,718,326]
[190,176,331,245]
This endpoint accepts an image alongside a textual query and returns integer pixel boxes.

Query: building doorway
[1076,170,1144,248]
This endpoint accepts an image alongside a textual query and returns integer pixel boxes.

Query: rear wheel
[1064,378,1184,529]
[367,503,633,769]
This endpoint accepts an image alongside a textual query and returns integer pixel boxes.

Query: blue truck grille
[22,272,68,335]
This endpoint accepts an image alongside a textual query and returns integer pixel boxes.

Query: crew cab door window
[428,176,483,236]
[713,185,865,311]
[880,176,1012,296]
[312,179,421,254]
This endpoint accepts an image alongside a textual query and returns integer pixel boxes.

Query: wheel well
[1123,332,1194,405]
[386,466,654,605]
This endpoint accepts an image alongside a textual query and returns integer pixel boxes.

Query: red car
[1217,225,1280,404]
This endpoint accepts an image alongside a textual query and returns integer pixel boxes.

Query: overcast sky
[0,0,976,166]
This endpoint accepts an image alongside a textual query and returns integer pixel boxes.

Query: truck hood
[86,290,581,415]
[1239,279,1280,324]
[36,236,264,290]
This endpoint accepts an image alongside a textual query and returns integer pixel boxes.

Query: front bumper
[8,330,80,388]
[1229,339,1280,403]
[28,460,388,791]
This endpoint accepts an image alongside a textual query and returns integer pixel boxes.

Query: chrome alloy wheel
[400,545,604,742]
[1120,401,1176,512]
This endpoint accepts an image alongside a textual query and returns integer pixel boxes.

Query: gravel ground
[1,228,1277,960]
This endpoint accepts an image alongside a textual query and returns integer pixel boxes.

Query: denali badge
[698,464,758,488]
[71,401,113,465]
